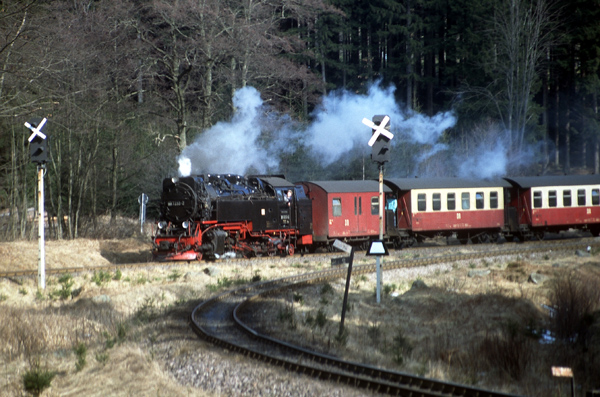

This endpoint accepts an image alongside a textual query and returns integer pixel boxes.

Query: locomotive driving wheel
[286,244,294,256]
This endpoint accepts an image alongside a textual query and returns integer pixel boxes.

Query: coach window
[354,197,357,215]
[432,193,441,211]
[563,190,572,207]
[417,193,426,211]
[533,191,542,208]
[593,189,600,205]
[461,192,470,210]
[359,197,362,215]
[371,196,379,215]
[333,198,342,217]
[490,191,498,209]
[447,193,456,210]
[578,189,586,206]
[548,190,557,207]
[476,192,484,209]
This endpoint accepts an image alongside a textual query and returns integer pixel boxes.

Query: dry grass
[1,239,600,396]
[252,252,600,395]
[0,239,333,396]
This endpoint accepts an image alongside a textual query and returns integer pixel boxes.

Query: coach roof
[301,180,391,193]
[384,177,511,190]
[504,175,600,188]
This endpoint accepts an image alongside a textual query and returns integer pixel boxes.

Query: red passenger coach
[504,175,600,239]
[384,178,511,245]
[297,181,391,250]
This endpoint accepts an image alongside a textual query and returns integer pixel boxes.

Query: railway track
[190,238,598,397]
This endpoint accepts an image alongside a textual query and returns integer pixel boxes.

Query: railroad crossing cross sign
[362,115,393,146]
[25,117,48,142]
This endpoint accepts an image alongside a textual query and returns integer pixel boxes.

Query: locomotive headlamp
[182,220,190,229]
[171,177,179,183]
[158,221,167,229]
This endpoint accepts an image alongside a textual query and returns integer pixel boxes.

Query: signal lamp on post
[29,136,48,164]
[25,117,50,164]
[370,115,391,164]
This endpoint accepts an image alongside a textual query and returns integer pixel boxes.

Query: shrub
[92,270,112,286]
[293,293,303,304]
[391,329,413,365]
[315,308,327,328]
[95,352,109,365]
[478,321,533,381]
[135,297,158,323]
[113,269,122,281]
[74,342,87,371]
[367,323,381,344]
[383,283,397,296]
[22,364,55,397]
[167,269,181,282]
[320,283,334,295]
[53,274,74,300]
[548,271,600,343]
[278,306,293,323]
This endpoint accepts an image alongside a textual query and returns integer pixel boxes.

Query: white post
[376,164,383,304]
[38,164,46,290]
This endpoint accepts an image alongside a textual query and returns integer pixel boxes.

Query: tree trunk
[595,92,600,174]
[405,0,413,110]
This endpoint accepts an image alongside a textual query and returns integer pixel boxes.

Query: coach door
[504,188,519,232]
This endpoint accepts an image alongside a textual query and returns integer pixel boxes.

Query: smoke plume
[178,81,533,180]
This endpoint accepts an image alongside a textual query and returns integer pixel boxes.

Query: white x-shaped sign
[362,115,393,146]
[24,118,47,142]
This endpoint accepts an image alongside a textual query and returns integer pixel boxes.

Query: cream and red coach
[383,178,511,245]
[504,175,600,239]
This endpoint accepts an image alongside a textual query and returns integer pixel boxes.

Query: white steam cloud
[178,86,278,176]
[178,81,527,180]
[300,82,456,166]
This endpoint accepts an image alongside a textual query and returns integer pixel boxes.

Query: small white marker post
[24,118,48,290]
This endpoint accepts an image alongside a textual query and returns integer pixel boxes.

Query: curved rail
[190,239,597,396]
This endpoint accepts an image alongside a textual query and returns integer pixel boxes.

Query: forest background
[1,0,599,240]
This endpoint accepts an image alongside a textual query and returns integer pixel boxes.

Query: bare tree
[489,0,556,158]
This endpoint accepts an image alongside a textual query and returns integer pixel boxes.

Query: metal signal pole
[376,164,384,303]
[37,164,46,290]
[363,115,392,305]
[25,117,49,291]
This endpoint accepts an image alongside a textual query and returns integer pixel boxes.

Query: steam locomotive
[152,173,600,261]
[152,174,313,260]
